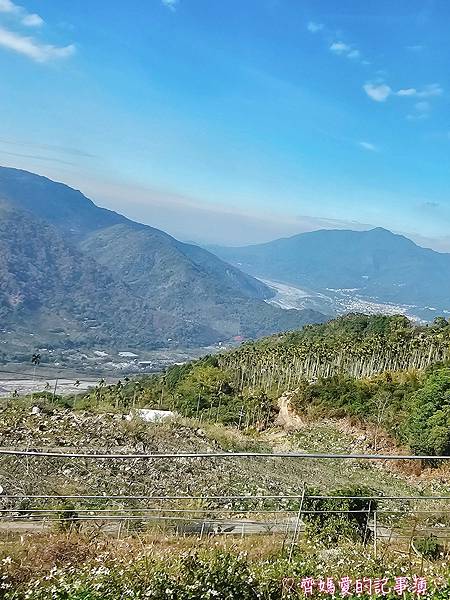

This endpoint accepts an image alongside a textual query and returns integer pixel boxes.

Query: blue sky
[0,0,449,248]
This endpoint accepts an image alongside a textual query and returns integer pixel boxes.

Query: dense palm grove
[219,314,450,390]
[76,314,450,456]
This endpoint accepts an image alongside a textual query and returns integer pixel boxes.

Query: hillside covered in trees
[86,314,450,457]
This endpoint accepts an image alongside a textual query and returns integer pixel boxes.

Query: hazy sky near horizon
[0,0,449,248]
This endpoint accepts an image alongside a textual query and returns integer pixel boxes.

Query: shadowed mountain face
[209,228,450,313]
[0,167,326,353]
[0,202,216,350]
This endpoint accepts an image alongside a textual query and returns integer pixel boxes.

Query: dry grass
[0,529,290,587]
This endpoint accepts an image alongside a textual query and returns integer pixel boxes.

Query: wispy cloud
[415,100,430,112]
[0,148,75,165]
[406,113,429,122]
[0,0,18,13]
[21,13,43,27]
[0,1,74,62]
[397,83,443,98]
[161,0,178,11]
[0,0,43,27]
[396,88,416,97]
[0,26,75,62]
[363,82,392,102]
[359,141,379,152]
[406,100,432,121]
[307,21,323,33]
[0,137,95,158]
[329,41,350,55]
[329,41,361,61]
[364,80,443,118]
[419,201,440,210]
[307,19,366,64]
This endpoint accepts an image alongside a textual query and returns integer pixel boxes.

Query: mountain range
[209,228,450,321]
[0,166,324,358]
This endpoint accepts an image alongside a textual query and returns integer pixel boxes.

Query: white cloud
[330,41,351,55]
[0,0,18,13]
[0,26,75,62]
[359,141,378,152]
[363,82,392,102]
[330,40,363,62]
[308,21,364,63]
[396,84,443,98]
[0,0,44,26]
[397,88,417,97]
[161,0,178,10]
[21,13,43,27]
[307,21,323,33]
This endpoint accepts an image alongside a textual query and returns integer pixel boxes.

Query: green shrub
[414,534,443,561]
[302,486,378,545]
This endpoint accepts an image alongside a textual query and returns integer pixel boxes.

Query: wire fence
[0,448,449,563]
[1,488,449,558]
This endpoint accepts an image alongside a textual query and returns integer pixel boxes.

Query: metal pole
[288,483,306,562]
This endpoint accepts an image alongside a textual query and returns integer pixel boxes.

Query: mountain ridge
[209,227,450,317]
[0,166,326,356]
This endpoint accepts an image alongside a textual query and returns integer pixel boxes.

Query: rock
[31,406,40,415]
[128,409,175,423]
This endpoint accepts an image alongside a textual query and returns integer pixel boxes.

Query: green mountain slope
[0,203,217,350]
[0,166,326,351]
[80,223,323,341]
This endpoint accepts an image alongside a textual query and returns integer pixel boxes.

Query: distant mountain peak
[210,226,450,319]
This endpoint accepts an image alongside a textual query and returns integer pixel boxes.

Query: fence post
[288,482,306,562]
[238,405,244,430]
[52,378,59,402]
[373,510,378,559]
[363,500,372,546]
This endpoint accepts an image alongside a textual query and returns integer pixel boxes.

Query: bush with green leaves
[414,535,443,561]
[302,486,378,545]
[404,368,450,456]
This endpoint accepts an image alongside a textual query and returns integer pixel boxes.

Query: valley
[263,278,429,322]
[210,227,450,323]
